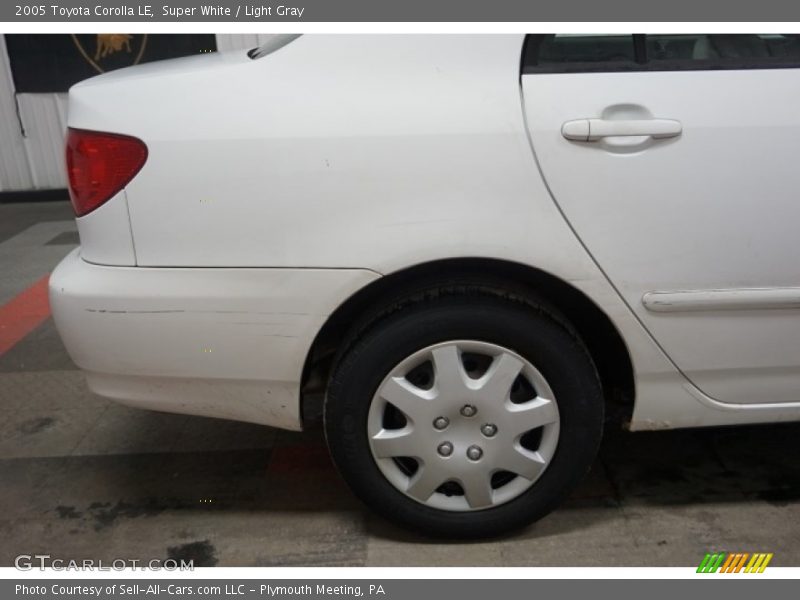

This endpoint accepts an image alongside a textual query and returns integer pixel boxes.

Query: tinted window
[536,34,635,66]
[647,34,800,62]
[523,34,800,73]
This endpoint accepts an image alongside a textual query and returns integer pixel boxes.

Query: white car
[51,34,800,537]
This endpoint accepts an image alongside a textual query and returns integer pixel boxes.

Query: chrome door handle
[562,118,682,142]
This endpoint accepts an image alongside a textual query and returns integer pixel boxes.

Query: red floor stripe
[0,275,51,356]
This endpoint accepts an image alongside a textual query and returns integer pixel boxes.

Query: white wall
[14,93,69,190]
[0,35,35,192]
[0,34,272,193]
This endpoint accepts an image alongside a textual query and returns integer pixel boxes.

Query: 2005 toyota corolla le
[50,34,800,537]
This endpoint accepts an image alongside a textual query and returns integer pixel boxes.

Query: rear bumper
[49,249,380,429]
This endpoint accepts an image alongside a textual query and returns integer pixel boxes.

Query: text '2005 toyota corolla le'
[50,34,800,537]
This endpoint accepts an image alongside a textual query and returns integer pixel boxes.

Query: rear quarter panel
[70,35,599,276]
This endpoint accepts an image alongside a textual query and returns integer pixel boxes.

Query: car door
[522,34,800,405]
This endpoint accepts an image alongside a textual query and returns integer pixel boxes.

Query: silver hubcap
[367,340,560,512]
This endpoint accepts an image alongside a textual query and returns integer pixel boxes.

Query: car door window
[533,34,636,66]
[524,34,800,72]
[524,34,638,72]
[647,34,800,65]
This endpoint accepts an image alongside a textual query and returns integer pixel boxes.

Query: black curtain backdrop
[4,34,217,93]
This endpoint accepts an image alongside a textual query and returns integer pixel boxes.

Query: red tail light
[65,128,148,217]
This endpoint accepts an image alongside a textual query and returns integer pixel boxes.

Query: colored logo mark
[697,552,773,573]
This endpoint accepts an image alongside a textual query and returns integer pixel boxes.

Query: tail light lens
[65,128,148,217]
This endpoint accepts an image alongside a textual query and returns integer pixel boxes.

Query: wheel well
[300,258,635,426]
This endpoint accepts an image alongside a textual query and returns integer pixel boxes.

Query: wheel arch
[300,257,635,426]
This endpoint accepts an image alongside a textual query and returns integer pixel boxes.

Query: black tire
[324,292,603,538]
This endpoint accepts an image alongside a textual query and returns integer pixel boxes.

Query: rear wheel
[324,293,603,538]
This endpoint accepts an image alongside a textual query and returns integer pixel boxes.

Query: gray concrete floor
[0,200,799,567]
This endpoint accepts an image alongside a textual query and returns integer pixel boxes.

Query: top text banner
[4,0,800,22]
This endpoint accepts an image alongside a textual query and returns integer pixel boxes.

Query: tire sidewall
[325,298,603,537]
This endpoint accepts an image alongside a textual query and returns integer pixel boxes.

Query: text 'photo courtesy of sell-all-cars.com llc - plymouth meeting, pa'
[51,33,800,538]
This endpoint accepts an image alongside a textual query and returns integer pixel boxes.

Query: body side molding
[643,287,800,313]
